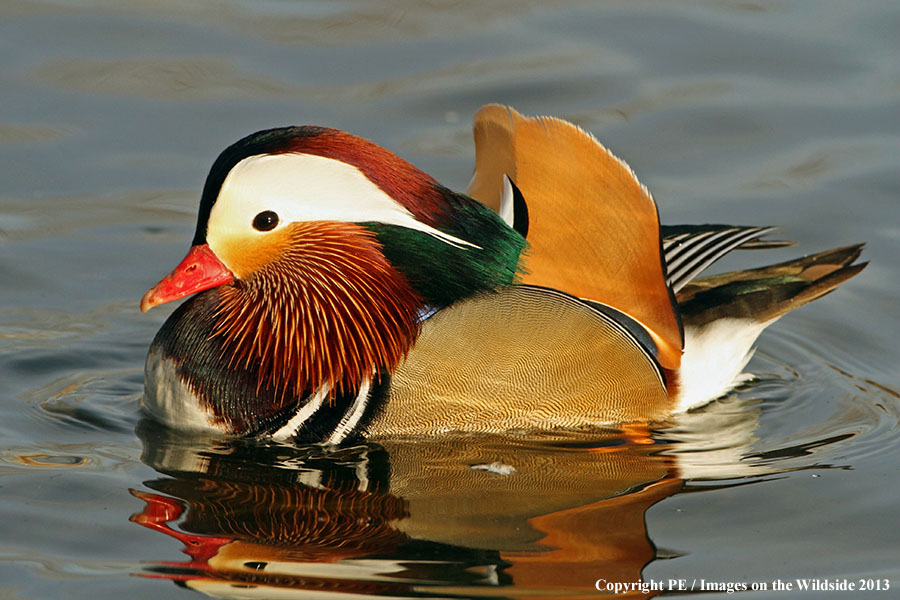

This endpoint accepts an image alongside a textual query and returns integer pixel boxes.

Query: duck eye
[252,211,279,232]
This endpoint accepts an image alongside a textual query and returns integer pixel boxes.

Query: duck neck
[366,185,528,308]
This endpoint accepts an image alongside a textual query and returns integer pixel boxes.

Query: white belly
[143,347,224,433]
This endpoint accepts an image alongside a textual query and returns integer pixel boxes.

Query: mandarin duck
[140,105,865,442]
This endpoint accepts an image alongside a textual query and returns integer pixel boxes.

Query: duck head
[142,126,525,435]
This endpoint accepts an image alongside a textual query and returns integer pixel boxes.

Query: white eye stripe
[207,153,479,249]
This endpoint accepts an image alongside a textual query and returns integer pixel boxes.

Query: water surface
[2,1,899,599]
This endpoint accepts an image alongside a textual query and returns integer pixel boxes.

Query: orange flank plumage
[467,105,682,370]
[210,221,422,401]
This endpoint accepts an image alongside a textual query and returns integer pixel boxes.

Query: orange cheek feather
[210,222,424,400]
[211,228,293,281]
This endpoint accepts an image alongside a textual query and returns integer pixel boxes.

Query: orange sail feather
[467,105,683,369]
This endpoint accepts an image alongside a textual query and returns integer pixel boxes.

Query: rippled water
[2,1,899,599]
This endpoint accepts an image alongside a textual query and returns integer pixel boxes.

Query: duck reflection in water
[131,419,684,599]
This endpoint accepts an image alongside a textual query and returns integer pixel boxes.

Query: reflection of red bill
[130,489,231,572]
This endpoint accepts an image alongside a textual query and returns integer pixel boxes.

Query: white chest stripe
[326,378,372,445]
[210,153,480,251]
[271,384,330,440]
[270,379,372,443]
